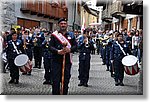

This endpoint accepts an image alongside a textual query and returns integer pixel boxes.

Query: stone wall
[1,0,16,32]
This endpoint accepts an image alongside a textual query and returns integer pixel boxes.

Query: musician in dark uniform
[22,30,33,75]
[33,32,44,69]
[78,29,94,87]
[6,31,24,84]
[105,33,113,71]
[42,31,52,85]
[49,18,77,95]
[101,32,107,65]
[110,33,131,86]
[16,28,22,40]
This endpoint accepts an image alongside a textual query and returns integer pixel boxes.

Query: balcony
[20,0,68,20]
[37,2,44,17]
[20,1,32,13]
[30,2,38,15]
[102,5,113,23]
[111,1,125,18]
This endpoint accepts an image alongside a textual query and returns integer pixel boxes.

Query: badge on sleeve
[124,44,127,47]
[68,36,71,40]
[16,42,19,45]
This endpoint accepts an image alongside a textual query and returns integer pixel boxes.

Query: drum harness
[116,41,129,56]
[12,41,20,55]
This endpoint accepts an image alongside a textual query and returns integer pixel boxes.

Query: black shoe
[14,79,19,84]
[106,69,109,71]
[111,74,115,78]
[50,82,53,85]
[102,63,105,65]
[22,72,27,75]
[115,82,119,86]
[120,82,124,86]
[78,83,84,86]
[8,79,14,84]
[27,73,31,75]
[33,66,38,68]
[43,81,50,85]
[83,83,88,87]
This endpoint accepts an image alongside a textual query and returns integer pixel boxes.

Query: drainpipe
[73,0,76,32]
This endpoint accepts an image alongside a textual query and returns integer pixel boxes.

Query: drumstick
[60,42,67,95]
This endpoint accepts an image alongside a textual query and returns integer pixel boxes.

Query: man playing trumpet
[78,29,95,87]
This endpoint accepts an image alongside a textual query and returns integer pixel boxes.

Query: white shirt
[132,35,140,49]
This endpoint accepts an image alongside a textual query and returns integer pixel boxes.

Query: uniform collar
[58,31,69,37]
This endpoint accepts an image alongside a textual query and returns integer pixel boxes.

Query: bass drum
[122,55,139,75]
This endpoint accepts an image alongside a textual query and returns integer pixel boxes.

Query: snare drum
[19,60,32,73]
[1,52,7,63]
[122,55,139,75]
[14,54,32,73]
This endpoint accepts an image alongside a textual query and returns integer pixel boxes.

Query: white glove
[110,60,113,63]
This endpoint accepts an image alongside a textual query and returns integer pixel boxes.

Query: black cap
[116,33,123,37]
[11,31,17,35]
[58,18,68,24]
[43,30,48,33]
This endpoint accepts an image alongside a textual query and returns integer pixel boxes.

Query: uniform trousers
[52,60,71,95]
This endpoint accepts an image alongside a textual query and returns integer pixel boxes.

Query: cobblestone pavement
[0,53,143,95]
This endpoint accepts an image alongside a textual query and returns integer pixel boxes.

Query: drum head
[122,55,138,66]
[14,54,29,66]
[2,52,7,60]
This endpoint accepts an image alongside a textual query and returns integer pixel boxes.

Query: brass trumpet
[23,35,27,49]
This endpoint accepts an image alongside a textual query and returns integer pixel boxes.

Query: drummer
[6,31,25,84]
[110,33,131,86]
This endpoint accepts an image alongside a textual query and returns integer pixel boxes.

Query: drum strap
[116,41,126,56]
[12,42,20,54]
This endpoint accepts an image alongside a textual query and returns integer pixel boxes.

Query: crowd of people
[0,18,143,95]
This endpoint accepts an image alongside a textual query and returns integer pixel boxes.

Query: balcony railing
[102,5,112,19]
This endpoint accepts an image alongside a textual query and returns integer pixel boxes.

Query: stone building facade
[0,0,16,32]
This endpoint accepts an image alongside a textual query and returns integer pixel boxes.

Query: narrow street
[1,53,142,95]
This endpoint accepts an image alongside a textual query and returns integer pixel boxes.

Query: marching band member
[42,31,52,85]
[110,33,131,86]
[32,31,43,69]
[98,31,104,58]
[22,30,33,75]
[105,33,113,72]
[6,31,25,84]
[101,32,108,65]
[78,29,94,87]
[49,18,77,95]
[16,28,22,40]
